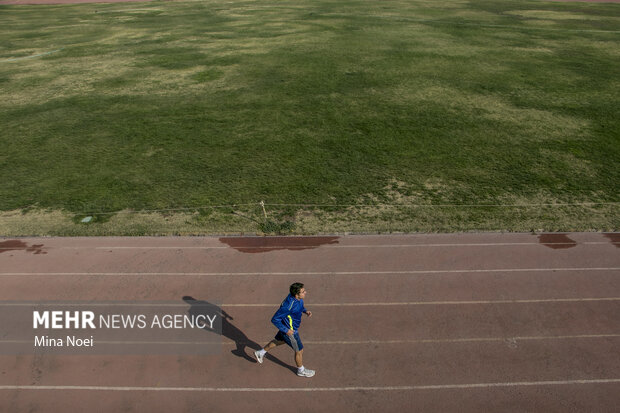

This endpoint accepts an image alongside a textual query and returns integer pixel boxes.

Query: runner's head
[290,282,306,299]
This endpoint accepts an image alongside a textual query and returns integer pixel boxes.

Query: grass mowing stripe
[0,49,63,63]
[0,0,618,235]
[321,14,620,33]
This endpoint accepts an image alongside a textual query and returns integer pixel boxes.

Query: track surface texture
[1,0,619,4]
[0,233,619,412]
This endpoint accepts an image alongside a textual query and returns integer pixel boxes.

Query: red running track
[0,233,619,412]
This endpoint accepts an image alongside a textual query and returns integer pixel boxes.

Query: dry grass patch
[505,10,614,21]
[0,208,258,236]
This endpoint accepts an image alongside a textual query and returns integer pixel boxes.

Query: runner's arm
[302,300,311,317]
[271,304,292,334]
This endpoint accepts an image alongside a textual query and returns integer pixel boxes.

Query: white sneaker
[254,350,264,364]
[297,368,315,377]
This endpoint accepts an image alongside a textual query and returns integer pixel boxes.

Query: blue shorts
[275,330,304,352]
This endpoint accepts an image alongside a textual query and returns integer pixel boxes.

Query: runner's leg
[295,349,303,368]
[264,339,284,352]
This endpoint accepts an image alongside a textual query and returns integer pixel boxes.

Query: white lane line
[0,297,620,308]
[1,340,219,345]
[104,241,613,249]
[89,241,612,249]
[224,297,620,306]
[3,334,619,347]
[1,379,619,392]
[1,297,619,307]
[1,268,619,276]
[3,297,620,308]
[0,241,614,250]
[302,334,620,345]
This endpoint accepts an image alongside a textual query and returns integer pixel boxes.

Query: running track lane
[0,233,618,412]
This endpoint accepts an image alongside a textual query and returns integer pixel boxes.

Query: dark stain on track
[537,234,577,249]
[219,236,339,253]
[0,240,47,254]
[603,233,620,248]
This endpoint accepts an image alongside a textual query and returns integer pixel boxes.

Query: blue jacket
[271,294,306,334]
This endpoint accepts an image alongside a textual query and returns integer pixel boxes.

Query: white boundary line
[1,297,619,306]
[301,334,620,345]
[1,340,220,345]
[1,267,618,276]
[226,297,620,306]
[3,334,620,347]
[1,379,619,392]
[1,241,616,250]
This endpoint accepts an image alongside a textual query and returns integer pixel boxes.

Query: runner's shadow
[182,296,296,373]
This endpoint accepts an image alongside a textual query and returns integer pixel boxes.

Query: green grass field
[1,0,618,235]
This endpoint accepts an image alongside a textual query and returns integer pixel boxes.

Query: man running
[254,282,315,377]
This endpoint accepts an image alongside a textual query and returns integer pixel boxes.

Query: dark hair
[290,282,304,297]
